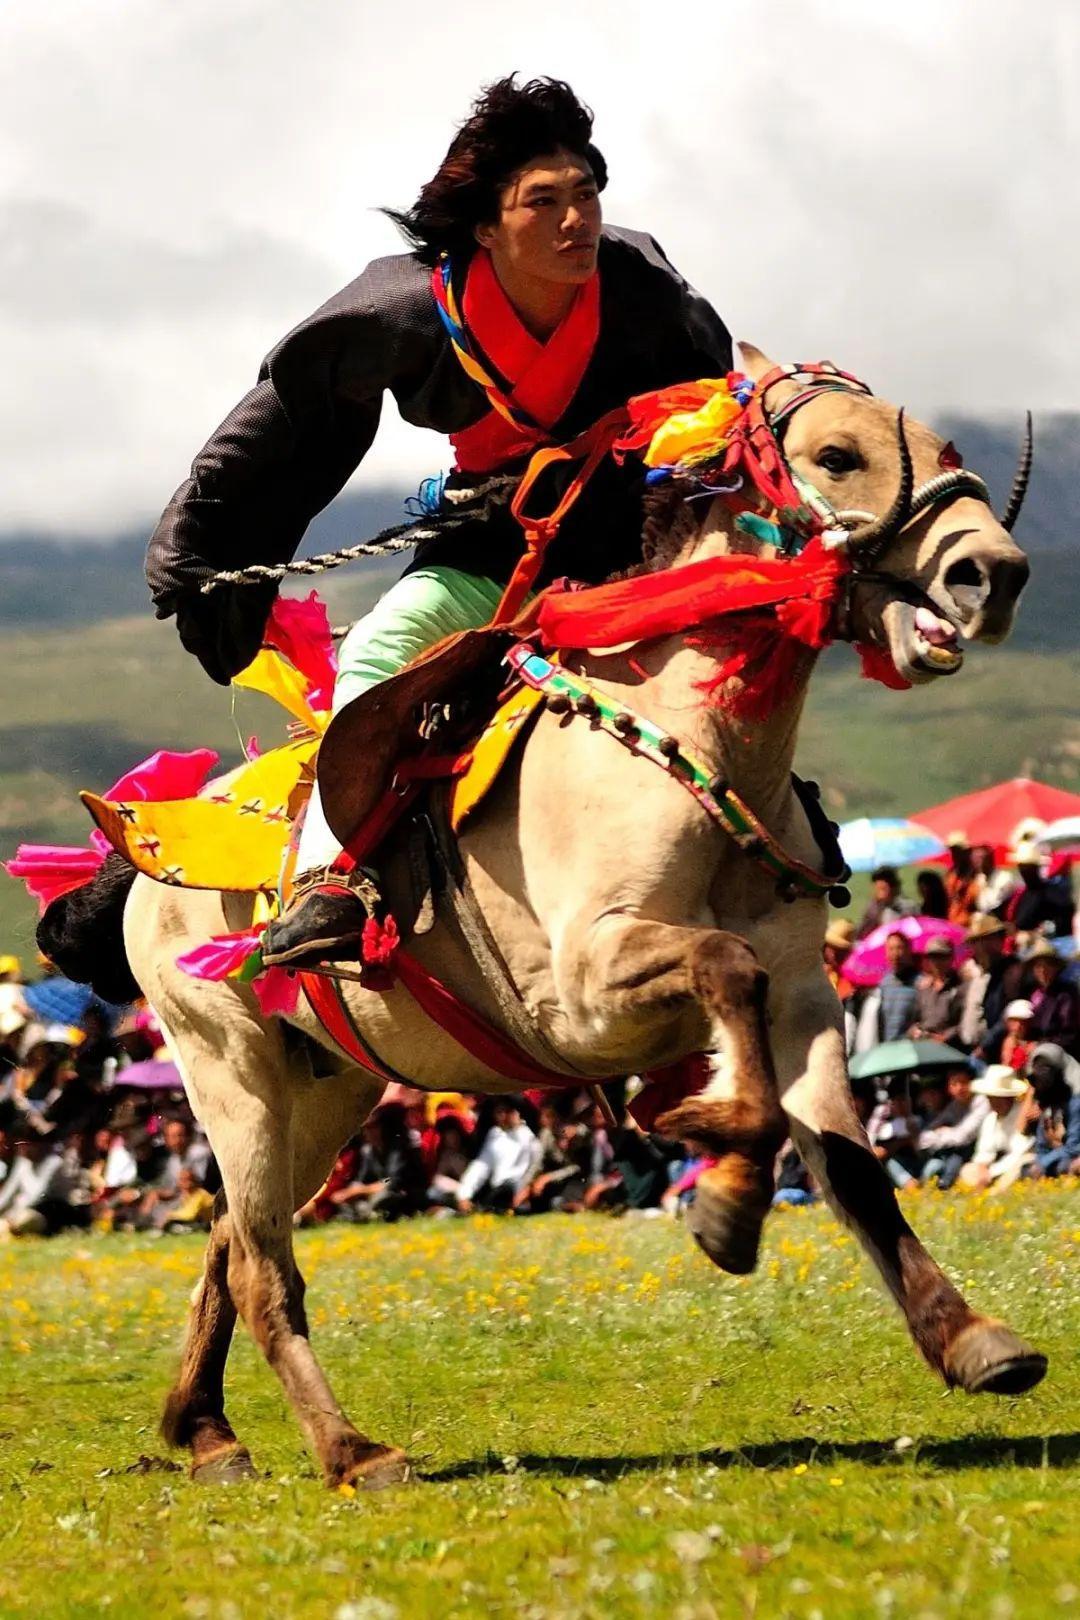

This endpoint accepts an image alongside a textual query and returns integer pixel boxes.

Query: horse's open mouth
[888,601,965,682]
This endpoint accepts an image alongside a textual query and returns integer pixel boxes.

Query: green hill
[2,549,1078,957]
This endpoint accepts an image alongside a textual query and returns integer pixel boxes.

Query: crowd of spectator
[2,824,1079,1241]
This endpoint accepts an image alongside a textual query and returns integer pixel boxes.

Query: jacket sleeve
[145,260,429,681]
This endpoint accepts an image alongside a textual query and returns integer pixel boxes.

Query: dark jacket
[147,227,732,682]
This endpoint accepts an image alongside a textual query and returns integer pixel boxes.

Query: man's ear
[474,220,497,250]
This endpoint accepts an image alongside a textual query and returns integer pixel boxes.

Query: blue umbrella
[838,817,946,873]
[22,977,127,1029]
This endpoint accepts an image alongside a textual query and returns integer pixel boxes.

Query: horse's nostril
[944,558,984,590]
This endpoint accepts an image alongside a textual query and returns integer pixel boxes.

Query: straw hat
[1004,999,1034,1021]
[824,919,855,951]
[966,914,1006,941]
[1024,937,1062,963]
[923,934,955,957]
[1011,833,1045,866]
[945,829,969,849]
[971,1065,1029,1099]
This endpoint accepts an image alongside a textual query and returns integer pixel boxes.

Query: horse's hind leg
[161,1196,254,1482]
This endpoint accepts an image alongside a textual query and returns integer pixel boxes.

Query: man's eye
[816,447,858,476]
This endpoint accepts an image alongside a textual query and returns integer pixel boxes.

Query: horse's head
[731,344,1031,684]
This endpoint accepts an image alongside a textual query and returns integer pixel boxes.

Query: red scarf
[447,251,601,473]
[523,538,908,715]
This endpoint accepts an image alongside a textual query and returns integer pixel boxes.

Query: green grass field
[1,1188,1078,1618]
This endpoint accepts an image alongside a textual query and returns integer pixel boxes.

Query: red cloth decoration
[359,913,401,991]
[447,250,601,473]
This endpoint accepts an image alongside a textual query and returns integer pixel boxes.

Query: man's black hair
[386,75,607,263]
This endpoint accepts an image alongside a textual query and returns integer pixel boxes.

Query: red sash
[446,251,600,473]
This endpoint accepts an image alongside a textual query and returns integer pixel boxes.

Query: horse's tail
[36,853,141,1003]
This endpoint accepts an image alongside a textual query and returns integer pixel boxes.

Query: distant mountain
[0,410,1075,631]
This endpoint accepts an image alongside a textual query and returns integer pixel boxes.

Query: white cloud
[1,0,1076,532]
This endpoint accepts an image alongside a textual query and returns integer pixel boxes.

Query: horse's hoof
[944,1319,1048,1396]
[338,1445,412,1492]
[190,1444,258,1484]
[686,1170,768,1276]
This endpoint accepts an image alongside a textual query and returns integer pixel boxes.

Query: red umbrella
[913,777,1080,863]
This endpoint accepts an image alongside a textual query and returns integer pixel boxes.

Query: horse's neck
[657,504,817,820]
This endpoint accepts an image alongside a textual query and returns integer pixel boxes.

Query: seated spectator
[916,869,950,921]
[328,1105,427,1222]
[296,1137,361,1226]
[1025,939,1080,1055]
[457,1098,540,1213]
[855,932,920,1051]
[856,866,917,939]
[971,844,1018,917]
[823,919,856,999]
[426,1112,473,1210]
[958,1067,1034,1190]
[772,1140,817,1207]
[1024,1044,1080,1180]
[107,1128,169,1228]
[910,936,964,1046]
[610,1118,684,1212]
[0,1126,89,1236]
[160,1166,216,1232]
[524,1107,591,1213]
[982,999,1035,1071]
[1006,837,1074,937]
[943,834,979,926]
[961,914,1016,1053]
[868,1077,923,1189]
[917,1065,989,1188]
[661,1153,718,1214]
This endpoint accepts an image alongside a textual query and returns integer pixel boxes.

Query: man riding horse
[147,75,733,967]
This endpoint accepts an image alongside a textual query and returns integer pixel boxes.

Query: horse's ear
[737,342,779,382]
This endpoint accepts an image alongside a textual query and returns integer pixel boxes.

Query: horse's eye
[816,446,858,476]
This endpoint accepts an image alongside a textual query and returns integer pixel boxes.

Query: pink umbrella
[843,915,969,988]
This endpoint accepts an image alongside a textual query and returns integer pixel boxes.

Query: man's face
[885,934,910,972]
[476,149,602,286]
[495,1104,521,1131]
[947,1071,972,1103]
[926,950,952,977]
[873,878,898,904]
[1032,958,1061,990]
[971,845,993,875]
[970,936,1003,968]
[163,1120,189,1154]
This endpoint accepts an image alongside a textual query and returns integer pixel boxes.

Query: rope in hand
[196,474,519,596]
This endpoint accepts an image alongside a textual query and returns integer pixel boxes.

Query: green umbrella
[849,1039,971,1081]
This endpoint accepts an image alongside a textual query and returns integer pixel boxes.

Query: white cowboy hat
[971,1065,1028,1099]
[1004,999,1034,1021]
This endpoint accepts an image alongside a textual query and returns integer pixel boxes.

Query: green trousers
[297,566,504,869]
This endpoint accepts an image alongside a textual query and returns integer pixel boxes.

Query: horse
[75,347,1042,1488]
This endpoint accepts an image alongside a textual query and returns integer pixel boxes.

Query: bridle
[748,360,1032,577]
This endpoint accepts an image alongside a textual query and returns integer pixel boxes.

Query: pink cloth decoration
[106,748,219,804]
[252,967,301,1018]
[176,928,299,1018]
[4,845,106,908]
[176,930,262,980]
[843,915,970,988]
[5,747,223,914]
[264,592,338,713]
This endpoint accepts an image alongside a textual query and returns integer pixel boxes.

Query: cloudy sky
[2,0,1076,534]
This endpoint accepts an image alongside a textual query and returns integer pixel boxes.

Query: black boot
[261,876,370,969]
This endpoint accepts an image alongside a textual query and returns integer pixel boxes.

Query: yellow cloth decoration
[644,382,743,469]
[450,682,545,831]
[233,649,326,733]
[83,737,318,893]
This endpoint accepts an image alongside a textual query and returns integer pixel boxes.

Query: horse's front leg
[564,917,786,1274]
[771,969,1047,1395]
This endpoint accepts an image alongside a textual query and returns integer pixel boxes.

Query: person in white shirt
[457,1100,541,1213]
[959,1066,1034,1190]
[0,1130,83,1236]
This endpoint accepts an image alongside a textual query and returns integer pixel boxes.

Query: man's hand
[174,582,277,686]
